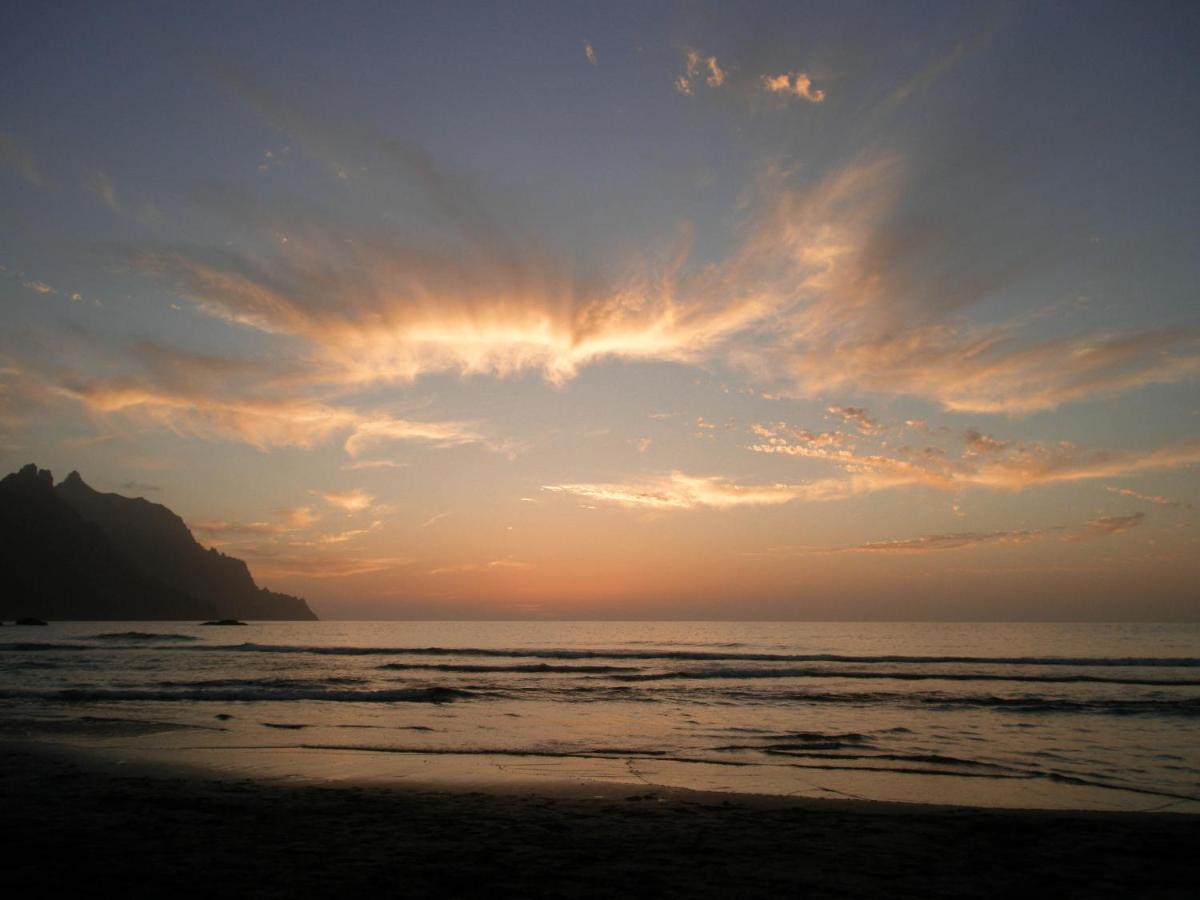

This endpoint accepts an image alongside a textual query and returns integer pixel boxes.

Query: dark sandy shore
[2,741,1197,899]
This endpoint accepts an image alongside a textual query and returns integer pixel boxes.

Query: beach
[4,739,1198,898]
[4,621,1198,895]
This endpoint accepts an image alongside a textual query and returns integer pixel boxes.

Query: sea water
[2,621,1198,812]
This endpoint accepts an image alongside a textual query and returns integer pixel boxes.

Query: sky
[1,1,1198,620]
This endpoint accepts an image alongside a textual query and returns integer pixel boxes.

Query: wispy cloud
[243,550,411,578]
[0,132,44,186]
[840,511,1147,554]
[846,512,1145,553]
[84,171,160,226]
[112,116,1198,417]
[341,458,410,471]
[749,419,1200,494]
[314,488,373,512]
[53,371,482,456]
[827,405,881,434]
[87,171,120,212]
[193,505,320,539]
[1066,512,1146,542]
[1105,486,1188,509]
[342,417,481,457]
[849,529,1046,553]
[118,480,162,494]
[430,557,534,575]
[542,470,848,510]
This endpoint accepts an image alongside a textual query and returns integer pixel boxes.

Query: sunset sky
[2,2,1197,619]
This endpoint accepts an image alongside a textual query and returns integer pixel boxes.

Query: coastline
[5,739,1198,897]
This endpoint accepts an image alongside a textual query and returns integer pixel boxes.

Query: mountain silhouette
[0,464,317,621]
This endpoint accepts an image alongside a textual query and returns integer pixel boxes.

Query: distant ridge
[0,464,317,621]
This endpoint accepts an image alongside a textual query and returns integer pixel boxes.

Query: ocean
[2,621,1198,812]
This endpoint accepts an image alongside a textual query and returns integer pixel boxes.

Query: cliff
[0,464,317,621]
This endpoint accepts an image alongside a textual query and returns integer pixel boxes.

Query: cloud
[542,470,848,511]
[118,480,162,494]
[827,405,880,434]
[281,505,321,528]
[23,281,55,295]
[846,512,1145,553]
[342,416,482,457]
[584,42,596,65]
[0,133,44,186]
[1066,512,1146,543]
[341,458,410,470]
[1105,486,1187,509]
[844,511,1142,554]
[54,372,482,455]
[192,505,319,539]
[705,56,725,87]
[94,101,1198,420]
[429,558,534,576]
[849,529,1046,553]
[87,171,120,212]
[749,421,1200,494]
[243,550,412,578]
[964,429,1009,454]
[314,488,373,512]
[675,48,724,95]
[761,72,825,103]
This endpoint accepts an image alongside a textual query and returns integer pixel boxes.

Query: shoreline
[5,739,1199,897]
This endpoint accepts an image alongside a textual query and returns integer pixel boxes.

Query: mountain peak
[2,463,54,493]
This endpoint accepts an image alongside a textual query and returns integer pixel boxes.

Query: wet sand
[3,740,1198,897]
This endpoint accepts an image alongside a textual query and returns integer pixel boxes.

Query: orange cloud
[54,376,482,455]
[192,505,319,540]
[675,48,724,95]
[429,558,534,576]
[314,488,373,512]
[241,550,412,578]
[761,71,825,103]
[110,130,1198,419]
[750,420,1200,494]
[542,470,849,510]
[1065,512,1145,542]
[705,56,726,87]
[849,529,1047,553]
[827,405,881,434]
[1105,486,1187,509]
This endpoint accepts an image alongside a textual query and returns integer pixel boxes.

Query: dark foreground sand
[2,741,1197,898]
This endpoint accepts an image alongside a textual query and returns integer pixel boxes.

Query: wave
[0,686,478,704]
[290,744,1199,801]
[523,685,1200,716]
[185,645,1200,667]
[606,668,1200,687]
[378,663,640,674]
[85,632,199,642]
[0,643,92,652]
[6,641,1199,669]
[150,676,368,689]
